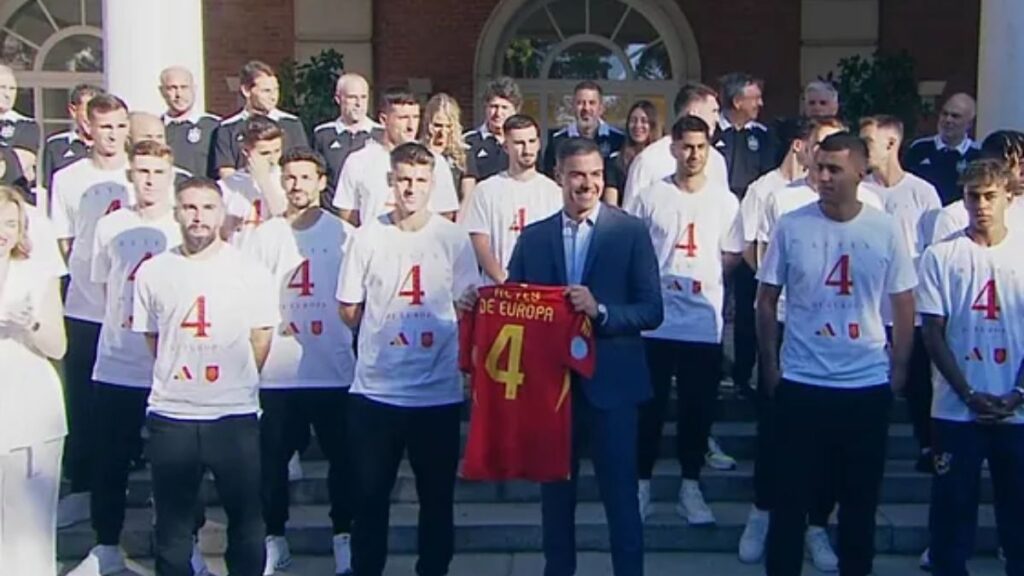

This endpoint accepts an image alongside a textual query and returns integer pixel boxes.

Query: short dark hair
[482,77,523,109]
[673,82,717,116]
[574,80,603,98]
[555,137,601,168]
[718,72,763,111]
[129,140,174,164]
[175,176,222,197]
[87,93,128,119]
[776,117,815,147]
[280,146,327,177]
[379,87,419,114]
[671,115,710,141]
[390,141,435,170]
[503,114,539,135]
[240,60,276,88]
[980,130,1024,167]
[817,132,868,165]
[241,115,283,147]
[70,84,102,107]
[859,115,905,141]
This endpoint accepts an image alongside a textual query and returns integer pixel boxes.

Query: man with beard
[312,73,382,209]
[463,114,561,284]
[543,81,624,176]
[628,115,743,527]
[332,87,458,226]
[132,177,278,576]
[160,66,220,179]
[213,61,308,179]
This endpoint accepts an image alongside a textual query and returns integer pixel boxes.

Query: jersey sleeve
[915,246,946,318]
[756,219,788,287]
[563,309,596,379]
[451,232,479,298]
[931,209,962,245]
[739,182,760,243]
[49,177,73,239]
[213,124,237,170]
[462,184,490,235]
[886,219,919,294]
[90,219,112,283]
[247,262,281,329]
[333,159,359,211]
[131,263,159,333]
[13,121,40,152]
[719,197,743,254]
[430,159,461,214]
[336,231,368,304]
[757,193,776,244]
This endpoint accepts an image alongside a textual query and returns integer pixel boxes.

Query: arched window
[477,0,699,137]
[0,0,103,138]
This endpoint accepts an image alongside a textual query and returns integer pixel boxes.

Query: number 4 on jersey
[675,223,698,258]
[825,254,853,295]
[181,296,211,337]
[286,260,315,296]
[399,265,425,305]
[971,279,1000,320]
[485,324,526,400]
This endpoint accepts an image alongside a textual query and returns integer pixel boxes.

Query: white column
[103,0,206,114]
[977,0,1024,137]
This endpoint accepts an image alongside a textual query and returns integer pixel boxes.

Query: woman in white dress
[0,185,67,574]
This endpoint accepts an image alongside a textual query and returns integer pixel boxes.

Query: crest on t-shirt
[205,365,220,383]
[187,126,202,144]
[0,124,14,139]
[311,320,323,335]
[421,331,434,348]
[995,348,1008,364]
[747,134,760,152]
[848,323,860,340]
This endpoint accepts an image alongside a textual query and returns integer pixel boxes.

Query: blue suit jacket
[507,204,663,409]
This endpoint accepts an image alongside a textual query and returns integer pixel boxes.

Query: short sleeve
[430,157,461,214]
[242,221,274,272]
[212,125,237,170]
[739,183,760,243]
[336,232,368,304]
[222,183,252,219]
[247,263,280,329]
[931,210,962,245]
[757,193,776,244]
[27,209,67,278]
[720,202,744,254]
[885,219,919,294]
[13,121,40,152]
[462,184,490,235]
[334,160,359,211]
[131,264,159,333]
[451,232,479,298]
[915,246,946,317]
[756,220,787,287]
[50,178,73,239]
[90,220,111,283]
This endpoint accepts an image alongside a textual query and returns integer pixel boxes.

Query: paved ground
[60,552,1006,575]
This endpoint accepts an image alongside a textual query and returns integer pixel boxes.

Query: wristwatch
[596,303,609,325]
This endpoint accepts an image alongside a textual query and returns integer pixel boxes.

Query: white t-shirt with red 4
[132,243,279,419]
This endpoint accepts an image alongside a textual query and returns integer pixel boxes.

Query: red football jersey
[459,284,596,482]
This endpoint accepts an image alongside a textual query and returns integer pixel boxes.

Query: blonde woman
[421,93,472,201]
[0,185,67,574]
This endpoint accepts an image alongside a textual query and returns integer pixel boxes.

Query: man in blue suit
[506,137,663,576]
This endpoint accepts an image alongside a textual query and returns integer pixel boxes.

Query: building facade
[0,0,989,141]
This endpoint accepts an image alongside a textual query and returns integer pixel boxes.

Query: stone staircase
[57,394,999,561]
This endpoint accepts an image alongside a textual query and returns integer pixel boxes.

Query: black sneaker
[915,450,934,474]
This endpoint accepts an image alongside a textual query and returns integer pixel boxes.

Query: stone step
[56,502,1001,561]
[115,458,985,508]
[290,422,923,462]
[57,552,1010,576]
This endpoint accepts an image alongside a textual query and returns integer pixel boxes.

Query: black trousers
[348,395,461,576]
[260,388,352,536]
[766,381,892,576]
[731,263,758,389]
[63,317,100,493]
[903,328,933,453]
[147,413,264,576]
[91,383,148,545]
[637,339,722,480]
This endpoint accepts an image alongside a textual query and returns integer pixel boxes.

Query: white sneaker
[676,479,715,525]
[706,437,737,471]
[57,492,92,528]
[333,533,353,575]
[738,506,770,563]
[263,535,292,575]
[919,547,931,571]
[637,479,652,523]
[805,526,839,572]
[288,453,304,482]
[191,538,212,576]
[66,544,127,575]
